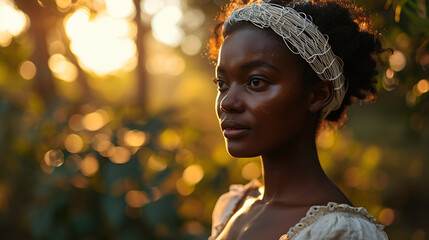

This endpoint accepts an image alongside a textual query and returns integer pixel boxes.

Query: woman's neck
[260,135,330,205]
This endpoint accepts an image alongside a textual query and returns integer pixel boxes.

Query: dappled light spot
[124,129,147,147]
[0,1,28,46]
[147,155,167,172]
[385,68,394,79]
[183,221,205,236]
[159,129,181,150]
[109,146,131,164]
[241,162,261,180]
[389,50,407,72]
[213,144,232,166]
[142,0,164,15]
[44,149,64,167]
[183,164,204,185]
[176,178,194,196]
[48,54,78,82]
[361,146,381,170]
[82,109,109,131]
[416,79,429,95]
[65,134,84,153]
[68,114,84,131]
[125,190,149,208]
[81,154,99,177]
[19,61,36,80]
[379,208,395,226]
[181,35,202,56]
[70,175,90,189]
[55,0,72,12]
[64,8,137,75]
[151,5,184,47]
[105,0,135,19]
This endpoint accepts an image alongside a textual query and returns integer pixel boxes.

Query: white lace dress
[209,181,389,240]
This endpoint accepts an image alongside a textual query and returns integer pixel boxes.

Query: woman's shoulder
[210,180,262,239]
[282,202,389,240]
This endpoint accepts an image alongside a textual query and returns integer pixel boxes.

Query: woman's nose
[219,86,245,113]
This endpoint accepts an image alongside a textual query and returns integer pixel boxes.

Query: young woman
[208,0,389,239]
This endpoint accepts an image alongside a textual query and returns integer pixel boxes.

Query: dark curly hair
[208,0,384,126]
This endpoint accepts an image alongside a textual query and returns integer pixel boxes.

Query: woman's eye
[214,78,228,91]
[248,77,268,89]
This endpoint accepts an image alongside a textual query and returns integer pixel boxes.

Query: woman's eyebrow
[241,61,281,73]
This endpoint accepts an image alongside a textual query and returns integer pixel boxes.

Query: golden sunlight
[0,0,28,47]
[64,8,136,75]
[105,0,135,19]
[48,53,78,82]
[151,5,184,47]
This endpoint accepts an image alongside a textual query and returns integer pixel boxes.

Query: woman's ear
[308,81,334,113]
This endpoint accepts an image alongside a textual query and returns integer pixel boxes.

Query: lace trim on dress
[279,202,386,240]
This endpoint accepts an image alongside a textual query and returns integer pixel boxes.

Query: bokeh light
[183,164,204,185]
[159,129,181,150]
[0,1,28,47]
[105,0,135,19]
[389,50,407,72]
[48,53,78,82]
[43,149,65,167]
[19,61,37,80]
[64,7,137,75]
[124,130,147,147]
[81,154,99,177]
[147,155,167,172]
[64,134,84,153]
[82,109,109,131]
[379,208,395,226]
[125,190,149,208]
[151,5,184,47]
[241,162,261,180]
[109,146,131,164]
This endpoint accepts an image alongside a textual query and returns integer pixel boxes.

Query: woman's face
[215,25,311,157]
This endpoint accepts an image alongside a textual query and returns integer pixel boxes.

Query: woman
[208,0,389,239]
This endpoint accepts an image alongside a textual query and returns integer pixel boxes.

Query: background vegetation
[0,0,428,239]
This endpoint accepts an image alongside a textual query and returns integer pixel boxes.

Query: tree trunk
[133,0,148,113]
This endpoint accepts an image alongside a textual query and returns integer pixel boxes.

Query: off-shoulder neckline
[229,180,385,240]
[280,201,386,239]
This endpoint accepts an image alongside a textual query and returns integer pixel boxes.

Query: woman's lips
[223,128,250,139]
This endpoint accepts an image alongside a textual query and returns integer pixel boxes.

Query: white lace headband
[224,1,347,119]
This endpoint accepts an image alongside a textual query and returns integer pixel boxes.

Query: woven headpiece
[224,1,346,119]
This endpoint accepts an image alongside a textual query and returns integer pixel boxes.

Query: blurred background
[0,0,427,239]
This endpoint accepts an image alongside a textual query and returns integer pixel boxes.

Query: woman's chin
[226,145,259,158]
